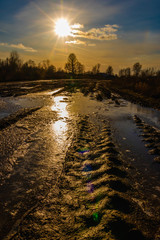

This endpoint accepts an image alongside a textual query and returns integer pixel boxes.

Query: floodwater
[0,87,160,239]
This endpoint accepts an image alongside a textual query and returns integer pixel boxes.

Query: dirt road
[0,84,160,239]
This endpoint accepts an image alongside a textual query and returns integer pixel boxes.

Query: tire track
[11,115,156,239]
[134,115,160,163]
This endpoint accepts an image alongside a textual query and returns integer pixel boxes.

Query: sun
[55,18,71,37]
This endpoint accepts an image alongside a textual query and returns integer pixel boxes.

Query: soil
[0,80,160,240]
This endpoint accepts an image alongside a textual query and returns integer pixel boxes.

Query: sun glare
[55,18,71,37]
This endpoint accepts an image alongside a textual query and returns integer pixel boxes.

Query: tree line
[0,51,160,82]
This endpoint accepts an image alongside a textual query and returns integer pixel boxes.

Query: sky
[0,0,160,72]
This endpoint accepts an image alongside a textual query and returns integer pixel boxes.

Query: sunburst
[55,18,71,37]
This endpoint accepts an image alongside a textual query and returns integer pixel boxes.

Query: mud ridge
[134,115,160,163]
[0,108,41,131]
[9,115,156,239]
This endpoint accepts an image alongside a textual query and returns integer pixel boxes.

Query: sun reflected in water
[52,120,68,142]
[51,96,69,118]
[51,96,69,146]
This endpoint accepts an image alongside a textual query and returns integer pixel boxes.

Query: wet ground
[0,80,160,239]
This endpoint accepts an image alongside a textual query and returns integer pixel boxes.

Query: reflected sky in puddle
[51,96,69,147]
[107,99,160,128]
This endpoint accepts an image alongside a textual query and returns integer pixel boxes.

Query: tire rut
[10,115,157,240]
[134,115,160,163]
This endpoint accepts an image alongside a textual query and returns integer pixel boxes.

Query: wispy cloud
[65,39,98,47]
[65,40,86,45]
[73,24,119,40]
[67,24,119,45]
[71,23,84,29]
[0,43,37,52]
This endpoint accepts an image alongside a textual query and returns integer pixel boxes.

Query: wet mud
[0,80,64,98]
[134,115,160,163]
[0,108,40,130]
[9,116,158,240]
[0,81,160,239]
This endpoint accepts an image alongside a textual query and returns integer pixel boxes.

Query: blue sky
[0,0,160,72]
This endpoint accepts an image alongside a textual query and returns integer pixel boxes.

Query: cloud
[65,40,86,45]
[67,24,119,45]
[0,43,37,52]
[71,23,84,29]
[73,24,119,40]
[65,39,97,47]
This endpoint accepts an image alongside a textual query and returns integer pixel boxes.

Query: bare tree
[119,67,131,77]
[156,70,160,77]
[26,60,36,68]
[42,60,50,70]
[106,65,113,76]
[76,62,85,74]
[46,65,56,78]
[92,63,101,74]
[125,67,131,77]
[65,53,78,74]
[119,69,125,77]
[9,51,22,70]
[141,68,155,78]
[133,62,142,77]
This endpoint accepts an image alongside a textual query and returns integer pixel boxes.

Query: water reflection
[51,96,69,118]
[52,120,68,142]
[107,99,160,128]
[127,102,160,128]
[51,96,69,146]
[47,88,63,96]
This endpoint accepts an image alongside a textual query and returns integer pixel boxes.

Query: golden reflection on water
[51,96,69,118]
[51,96,69,145]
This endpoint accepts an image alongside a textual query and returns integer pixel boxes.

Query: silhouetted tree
[119,69,125,77]
[42,60,50,70]
[133,62,142,77]
[7,51,22,80]
[156,70,160,77]
[26,60,36,67]
[65,53,78,74]
[64,53,84,75]
[57,67,64,73]
[106,65,113,76]
[45,65,56,78]
[125,67,131,77]
[76,62,85,74]
[9,51,22,69]
[92,64,101,74]
[119,67,131,77]
[141,68,155,78]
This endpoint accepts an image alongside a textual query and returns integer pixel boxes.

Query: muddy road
[0,80,160,240]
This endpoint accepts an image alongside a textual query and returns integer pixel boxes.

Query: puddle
[107,100,160,128]
[48,88,64,95]
[0,93,49,119]
[0,97,21,119]
[104,99,160,169]
[51,95,72,156]
[0,89,160,239]
[69,92,160,190]
[51,96,69,118]
[51,95,70,148]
